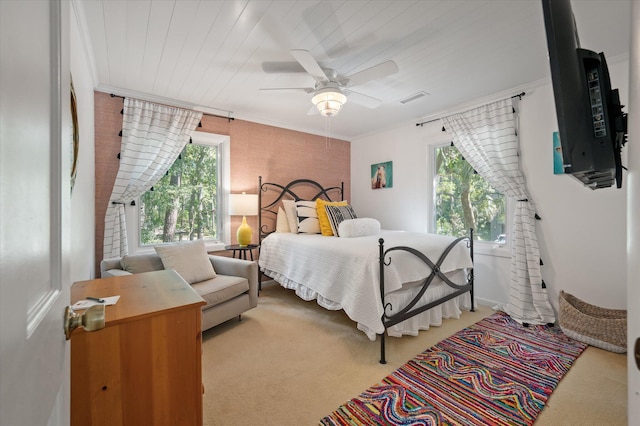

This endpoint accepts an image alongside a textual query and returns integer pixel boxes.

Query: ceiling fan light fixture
[311,88,347,116]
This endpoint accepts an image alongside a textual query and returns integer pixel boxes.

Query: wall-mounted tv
[541,0,627,189]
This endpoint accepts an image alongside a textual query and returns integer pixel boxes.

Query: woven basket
[558,290,626,353]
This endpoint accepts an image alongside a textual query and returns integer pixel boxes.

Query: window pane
[434,145,505,242]
[140,143,218,245]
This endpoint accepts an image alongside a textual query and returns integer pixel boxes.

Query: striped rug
[320,311,587,425]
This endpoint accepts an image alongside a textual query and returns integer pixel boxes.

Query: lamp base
[236,216,253,247]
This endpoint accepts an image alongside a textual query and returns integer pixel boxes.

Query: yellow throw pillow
[316,199,348,236]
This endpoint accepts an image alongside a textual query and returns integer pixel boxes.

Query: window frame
[125,131,231,254]
[429,141,511,258]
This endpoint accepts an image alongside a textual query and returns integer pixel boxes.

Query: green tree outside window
[140,143,218,245]
[434,145,505,242]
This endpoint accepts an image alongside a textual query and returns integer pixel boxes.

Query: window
[126,132,230,252]
[433,144,506,244]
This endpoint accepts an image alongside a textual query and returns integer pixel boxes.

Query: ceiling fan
[260,49,399,116]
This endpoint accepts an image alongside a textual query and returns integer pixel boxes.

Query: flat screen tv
[541,0,627,189]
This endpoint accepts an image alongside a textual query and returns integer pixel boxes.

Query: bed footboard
[378,230,474,364]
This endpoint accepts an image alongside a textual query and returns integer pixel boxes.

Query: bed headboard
[258,176,344,243]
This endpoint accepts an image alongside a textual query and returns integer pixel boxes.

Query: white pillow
[282,200,298,234]
[276,206,290,233]
[338,218,381,238]
[295,200,321,234]
[154,239,216,284]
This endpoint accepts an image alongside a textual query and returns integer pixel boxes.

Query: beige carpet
[202,282,627,425]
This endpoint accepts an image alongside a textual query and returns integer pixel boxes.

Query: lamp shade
[229,192,258,216]
[312,87,347,117]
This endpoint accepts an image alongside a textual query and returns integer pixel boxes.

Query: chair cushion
[191,275,249,308]
[155,239,216,284]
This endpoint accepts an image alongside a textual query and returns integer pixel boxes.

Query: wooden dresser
[70,269,206,426]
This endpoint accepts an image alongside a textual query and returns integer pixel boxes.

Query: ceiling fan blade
[259,87,315,93]
[261,62,306,74]
[343,89,382,109]
[345,60,399,86]
[290,49,327,82]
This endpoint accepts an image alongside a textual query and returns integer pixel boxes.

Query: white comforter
[258,230,473,340]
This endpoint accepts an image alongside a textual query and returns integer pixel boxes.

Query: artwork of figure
[371,161,393,189]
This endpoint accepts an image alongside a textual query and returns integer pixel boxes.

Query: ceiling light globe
[312,88,347,117]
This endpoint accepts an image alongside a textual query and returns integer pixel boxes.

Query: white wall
[70,2,96,281]
[351,59,629,312]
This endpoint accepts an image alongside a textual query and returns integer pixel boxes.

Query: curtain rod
[416,91,526,127]
[110,94,235,122]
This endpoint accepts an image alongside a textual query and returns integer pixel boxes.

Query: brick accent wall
[94,91,350,274]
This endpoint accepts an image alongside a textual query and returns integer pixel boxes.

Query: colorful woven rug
[320,311,587,426]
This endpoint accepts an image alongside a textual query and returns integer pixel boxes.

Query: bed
[258,177,474,363]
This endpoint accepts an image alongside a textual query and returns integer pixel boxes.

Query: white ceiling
[77,0,631,140]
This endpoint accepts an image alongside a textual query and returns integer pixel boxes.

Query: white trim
[194,131,232,249]
[474,296,501,308]
[70,0,98,88]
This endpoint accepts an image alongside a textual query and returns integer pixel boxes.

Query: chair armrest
[209,255,258,307]
[100,258,123,277]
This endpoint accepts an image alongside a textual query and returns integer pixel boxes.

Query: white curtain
[103,98,203,259]
[441,98,555,325]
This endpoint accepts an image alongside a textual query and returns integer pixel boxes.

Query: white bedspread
[258,230,473,340]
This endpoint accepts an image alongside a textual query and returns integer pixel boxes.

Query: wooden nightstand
[225,244,259,260]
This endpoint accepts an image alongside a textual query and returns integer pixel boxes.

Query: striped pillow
[325,204,357,237]
[295,200,321,234]
[316,199,348,236]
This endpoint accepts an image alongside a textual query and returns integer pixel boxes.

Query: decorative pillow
[316,199,348,236]
[325,204,357,236]
[282,199,298,234]
[120,254,165,274]
[338,218,381,238]
[295,200,321,234]
[154,239,216,284]
[275,206,290,233]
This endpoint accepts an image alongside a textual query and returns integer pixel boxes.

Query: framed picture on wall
[553,131,564,174]
[371,161,393,189]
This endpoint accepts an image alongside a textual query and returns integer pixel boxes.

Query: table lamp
[229,192,258,246]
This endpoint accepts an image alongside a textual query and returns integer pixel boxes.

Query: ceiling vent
[400,91,429,104]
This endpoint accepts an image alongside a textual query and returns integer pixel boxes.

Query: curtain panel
[441,98,555,325]
[103,98,203,259]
